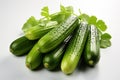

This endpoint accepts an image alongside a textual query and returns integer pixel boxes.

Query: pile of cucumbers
[9,5,111,75]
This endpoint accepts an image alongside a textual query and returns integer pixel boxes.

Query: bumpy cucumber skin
[43,43,66,70]
[61,22,89,74]
[10,36,36,56]
[26,43,42,70]
[25,25,55,40]
[38,15,79,53]
[84,25,100,67]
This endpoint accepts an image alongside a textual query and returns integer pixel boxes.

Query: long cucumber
[38,15,79,53]
[84,25,100,66]
[61,22,89,74]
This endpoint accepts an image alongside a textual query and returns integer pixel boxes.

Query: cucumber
[10,36,37,56]
[84,25,100,67]
[61,22,89,74]
[38,15,79,53]
[43,43,66,70]
[26,43,42,70]
[25,23,57,40]
[43,36,71,70]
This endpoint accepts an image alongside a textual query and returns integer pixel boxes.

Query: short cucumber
[38,15,79,53]
[10,36,37,56]
[61,22,89,74]
[43,36,71,70]
[43,43,66,70]
[84,25,100,67]
[25,24,57,40]
[26,43,42,70]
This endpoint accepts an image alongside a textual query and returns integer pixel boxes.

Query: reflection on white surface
[0,52,119,80]
[0,55,100,80]
[0,0,120,80]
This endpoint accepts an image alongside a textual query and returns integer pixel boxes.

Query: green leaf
[65,6,73,14]
[100,33,112,48]
[39,19,49,27]
[88,16,97,25]
[46,21,58,27]
[22,16,38,32]
[79,13,89,22]
[50,5,73,24]
[101,33,112,40]
[60,5,66,13]
[26,16,38,26]
[100,39,111,48]
[60,5,73,15]
[41,6,50,20]
[50,13,66,23]
[96,20,107,31]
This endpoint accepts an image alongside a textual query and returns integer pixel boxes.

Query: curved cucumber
[10,36,36,56]
[26,43,42,70]
[61,22,89,74]
[84,25,100,66]
[38,15,79,53]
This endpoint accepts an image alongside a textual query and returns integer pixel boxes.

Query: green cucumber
[43,43,66,70]
[38,15,79,53]
[10,36,37,56]
[43,36,71,70]
[84,25,100,66]
[61,22,89,74]
[26,43,42,70]
[25,23,57,40]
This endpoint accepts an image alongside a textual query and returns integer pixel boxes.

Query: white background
[0,0,120,80]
